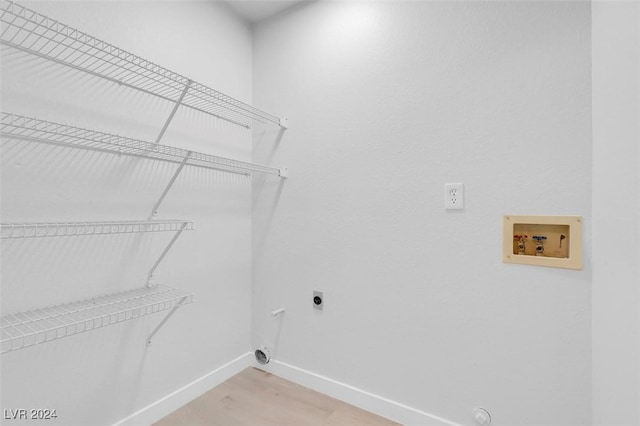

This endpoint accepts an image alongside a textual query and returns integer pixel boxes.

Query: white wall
[9,2,634,426]
[592,2,640,425]
[1,1,254,424]
[252,2,592,425]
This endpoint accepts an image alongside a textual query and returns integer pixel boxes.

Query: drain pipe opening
[254,346,271,365]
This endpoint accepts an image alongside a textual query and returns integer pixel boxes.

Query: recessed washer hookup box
[503,215,583,270]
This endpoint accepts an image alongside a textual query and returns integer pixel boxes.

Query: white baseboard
[257,359,463,426]
[114,352,253,426]
[112,352,461,426]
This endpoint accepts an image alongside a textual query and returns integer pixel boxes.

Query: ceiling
[225,0,309,24]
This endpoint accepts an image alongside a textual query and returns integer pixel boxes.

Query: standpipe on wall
[254,307,285,364]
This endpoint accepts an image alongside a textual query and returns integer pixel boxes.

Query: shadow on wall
[252,125,287,257]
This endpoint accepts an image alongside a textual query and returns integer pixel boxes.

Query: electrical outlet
[444,183,464,210]
[313,291,323,310]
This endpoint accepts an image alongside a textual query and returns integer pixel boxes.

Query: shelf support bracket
[146,221,189,286]
[149,152,192,219]
[155,79,192,144]
[146,295,188,346]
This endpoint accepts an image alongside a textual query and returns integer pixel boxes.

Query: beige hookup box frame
[503,215,583,270]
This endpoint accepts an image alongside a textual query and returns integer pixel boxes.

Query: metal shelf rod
[149,153,192,220]
[155,80,192,144]
[0,112,287,178]
[146,221,190,286]
[0,0,285,129]
[1,220,194,239]
[1,285,195,354]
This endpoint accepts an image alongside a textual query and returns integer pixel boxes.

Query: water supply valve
[532,235,547,256]
[513,234,528,254]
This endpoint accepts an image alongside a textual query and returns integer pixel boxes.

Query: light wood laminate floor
[154,367,401,426]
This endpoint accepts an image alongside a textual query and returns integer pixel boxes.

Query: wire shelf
[1,220,194,239]
[0,112,285,177]
[1,285,194,354]
[0,0,284,129]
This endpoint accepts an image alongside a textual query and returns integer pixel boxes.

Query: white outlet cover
[445,183,464,210]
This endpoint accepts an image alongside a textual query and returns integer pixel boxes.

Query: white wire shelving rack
[0,0,288,131]
[0,112,287,179]
[1,219,193,239]
[0,0,288,354]
[0,219,194,351]
[1,219,193,286]
[1,285,194,354]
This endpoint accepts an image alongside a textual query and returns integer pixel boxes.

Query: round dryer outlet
[313,291,323,310]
